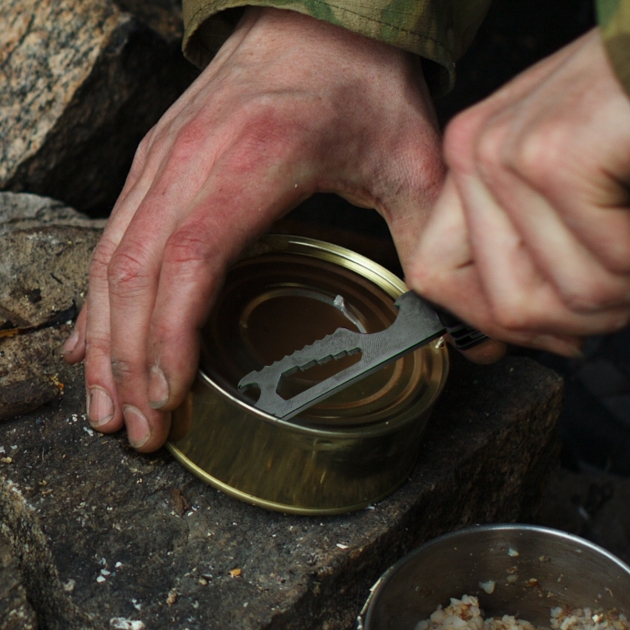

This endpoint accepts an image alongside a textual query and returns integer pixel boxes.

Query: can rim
[198,234,450,434]
[192,362,448,438]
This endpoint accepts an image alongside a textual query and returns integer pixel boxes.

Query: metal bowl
[360,524,630,630]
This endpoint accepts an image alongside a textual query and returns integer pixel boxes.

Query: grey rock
[0,481,87,629]
[0,337,64,421]
[0,191,105,235]
[0,525,37,630]
[0,355,563,629]
[0,225,100,329]
[0,0,195,216]
[113,0,184,43]
[0,193,102,420]
[538,468,630,565]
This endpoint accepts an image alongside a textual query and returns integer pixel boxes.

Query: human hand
[407,29,630,356]
[63,7,446,451]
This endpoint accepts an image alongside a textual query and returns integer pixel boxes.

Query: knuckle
[508,126,564,188]
[130,135,151,176]
[107,246,154,296]
[489,296,533,333]
[476,122,509,179]
[89,237,118,280]
[405,265,440,299]
[232,103,298,166]
[163,224,216,268]
[559,279,625,312]
[595,230,630,274]
[168,121,207,165]
[110,358,138,384]
[84,335,111,364]
[148,319,180,344]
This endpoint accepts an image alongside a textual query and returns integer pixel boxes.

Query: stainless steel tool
[238,291,486,420]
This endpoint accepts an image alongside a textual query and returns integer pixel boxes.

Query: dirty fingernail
[148,366,169,409]
[123,405,151,448]
[63,329,79,355]
[87,386,114,427]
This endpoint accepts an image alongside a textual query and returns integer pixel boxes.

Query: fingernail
[63,329,79,355]
[148,366,169,409]
[123,405,151,448]
[550,336,584,358]
[87,386,114,427]
[534,335,584,359]
[568,346,585,359]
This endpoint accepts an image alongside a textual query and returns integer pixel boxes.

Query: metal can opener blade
[238,291,486,420]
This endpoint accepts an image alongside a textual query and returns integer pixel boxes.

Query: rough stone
[0,526,37,630]
[0,0,195,216]
[538,468,630,565]
[0,194,564,629]
[0,191,105,236]
[0,193,102,420]
[112,0,184,42]
[0,354,563,630]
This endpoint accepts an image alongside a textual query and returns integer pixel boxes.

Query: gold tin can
[167,235,449,515]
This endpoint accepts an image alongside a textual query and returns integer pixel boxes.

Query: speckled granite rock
[0,193,102,420]
[0,0,193,215]
[0,192,105,236]
[0,194,564,629]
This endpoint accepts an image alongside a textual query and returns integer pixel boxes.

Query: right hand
[407,29,630,357]
[63,7,446,451]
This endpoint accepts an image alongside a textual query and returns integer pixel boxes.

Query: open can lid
[200,234,447,428]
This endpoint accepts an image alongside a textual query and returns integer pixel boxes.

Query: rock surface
[0,193,564,629]
[0,0,195,216]
[0,193,102,420]
[538,468,630,565]
[113,0,184,42]
[0,527,37,630]
[0,353,563,630]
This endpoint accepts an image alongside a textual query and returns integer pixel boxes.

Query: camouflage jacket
[181,0,492,94]
[597,0,630,95]
[181,0,630,96]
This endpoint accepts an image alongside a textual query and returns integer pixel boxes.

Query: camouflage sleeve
[597,0,630,96]
[181,0,492,94]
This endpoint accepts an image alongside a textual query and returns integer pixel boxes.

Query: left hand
[62,8,446,452]
[406,29,630,356]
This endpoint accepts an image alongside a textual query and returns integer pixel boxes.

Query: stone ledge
[0,353,562,630]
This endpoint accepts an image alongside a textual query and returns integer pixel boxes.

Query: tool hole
[237,382,262,405]
[276,349,362,401]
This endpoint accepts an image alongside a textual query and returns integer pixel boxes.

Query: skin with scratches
[63,7,452,451]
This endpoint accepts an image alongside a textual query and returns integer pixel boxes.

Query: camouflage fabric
[181,0,630,97]
[597,0,630,96]
[181,0,492,94]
